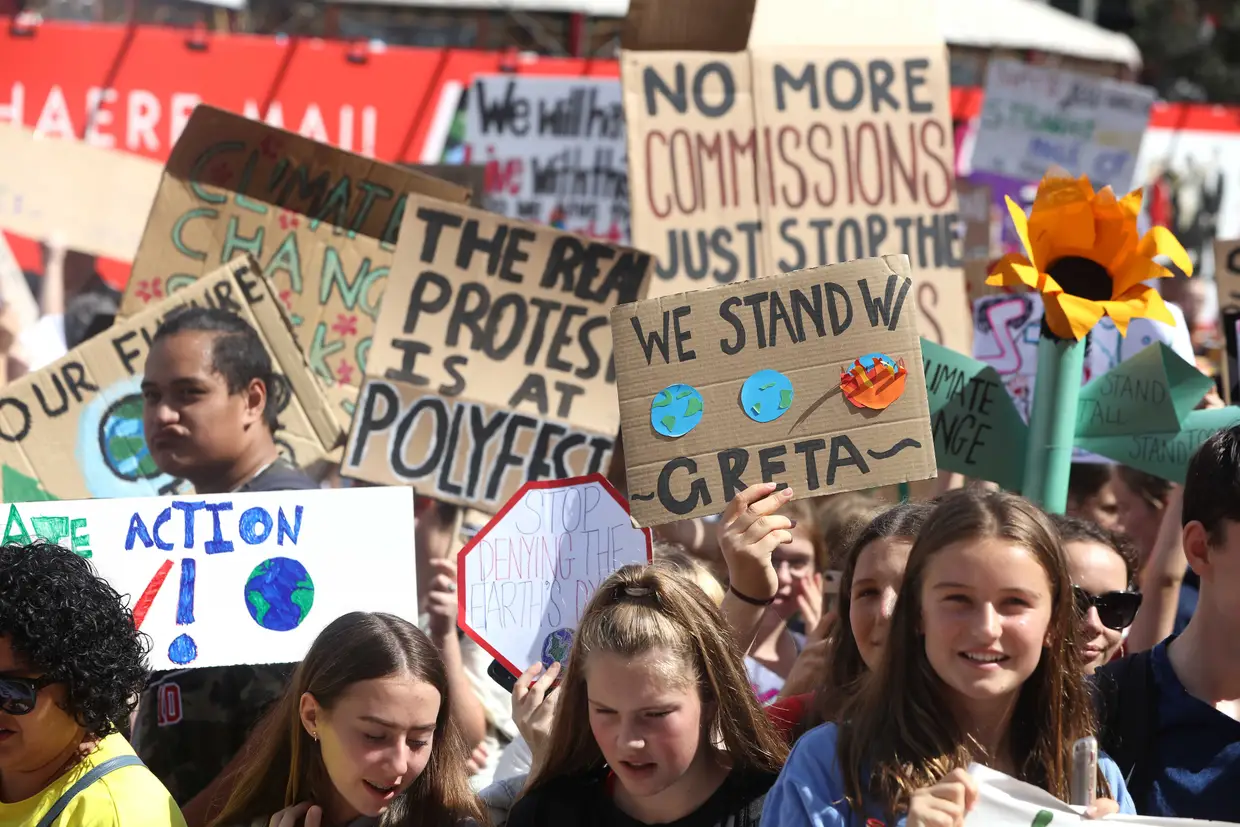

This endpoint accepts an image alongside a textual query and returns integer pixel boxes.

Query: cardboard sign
[922,338,1026,490]
[464,75,629,242]
[3,486,415,670]
[611,253,936,526]
[967,764,1238,827]
[456,474,651,677]
[0,257,342,502]
[343,198,653,513]
[620,0,972,355]
[119,105,471,424]
[0,123,163,260]
[970,59,1155,193]
[957,179,1003,300]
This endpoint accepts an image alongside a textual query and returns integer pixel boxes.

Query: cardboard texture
[611,254,936,527]
[922,338,1027,491]
[620,0,971,356]
[343,197,654,513]
[0,256,342,502]
[957,179,1005,300]
[1213,237,1240,402]
[0,123,163,261]
[119,105,471,426]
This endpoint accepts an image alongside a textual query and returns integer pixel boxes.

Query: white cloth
[18,313,66,370]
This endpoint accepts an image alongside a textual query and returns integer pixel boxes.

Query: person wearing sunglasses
[1053,515,1142,674]
[0,541,186,826]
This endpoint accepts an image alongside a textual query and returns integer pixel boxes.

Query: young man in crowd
[132,307,318,811]
[1097,425,1240,820]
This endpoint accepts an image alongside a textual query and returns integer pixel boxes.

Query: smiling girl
[764,489,1135,826]
[208,612,485,827]
[506,563,787,827]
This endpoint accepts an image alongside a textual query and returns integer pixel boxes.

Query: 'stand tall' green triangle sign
[1076,343,1213,439]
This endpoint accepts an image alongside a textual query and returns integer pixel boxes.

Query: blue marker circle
[244,557,315,632]
[541,628,574,668]
[740,369,794,423]
[168,633,198,665]
[651,384,704,438]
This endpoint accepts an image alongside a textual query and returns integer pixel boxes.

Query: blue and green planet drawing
[650,369,796,438]
[245,557,316,632]
[650,384,705,437]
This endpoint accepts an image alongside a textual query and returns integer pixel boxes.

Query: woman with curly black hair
[0,541,186,826]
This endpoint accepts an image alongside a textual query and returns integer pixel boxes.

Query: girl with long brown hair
[506,562,787,827]
[764,489,1135,826]
[208,612,486,827]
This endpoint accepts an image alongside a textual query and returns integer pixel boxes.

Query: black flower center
[1046,256,1113,302]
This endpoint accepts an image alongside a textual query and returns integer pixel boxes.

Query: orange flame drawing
[840,354,908,410]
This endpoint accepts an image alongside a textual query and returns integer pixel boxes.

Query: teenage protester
[506,563,788,826]
[133,307,319,816]
[0,542,186,826]
[1096,427,1240,820]
[765,490,1133,825]
[1051,516,1142,674]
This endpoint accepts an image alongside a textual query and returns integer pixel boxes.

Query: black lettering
[498,227,536,282]
[656,457,711,516]
[825,282,853,334]
[392,396,447,479]
[795,438,828,491]
[825,435,870,486]
[415,207,464,263]
[403,270,452,334]
[349,382,398,466]
[758,445,788,482]
[486,413,536,500]
[672,305,696,361]
[718,448,749,501]
[859,274,911,330]
[547,305,587,371]
[384,340,433,386]
[113,331,145,377]
[509,373,550,415]
[719,297,746,355]
[554,382,585,418]
[440,355,468,397]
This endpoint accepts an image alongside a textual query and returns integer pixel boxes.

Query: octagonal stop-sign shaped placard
[457,473,653,677]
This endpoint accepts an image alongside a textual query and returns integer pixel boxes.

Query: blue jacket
[763,723,1136,827]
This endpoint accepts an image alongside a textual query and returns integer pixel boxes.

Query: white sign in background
[2,486,416,670]
[971,59,1156,194]
[463,74,630,243]
[972,294,1194,463]
[969,764,1238,826]
[457,475,651,676]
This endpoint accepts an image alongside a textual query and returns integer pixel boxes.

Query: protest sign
[620,0,972,355]
[456,474,651,677]
[464,75,629,243]
[119,105,470,424]
[957,179,1001,300]
[611,253,936,526]
[0,256,341,502]
[967,764,1239,827]
[1213,237,1240,402]
[922,338,1027,491]
[343,198,653,513]
[0,122,162,260]
[1075,343,1213,440]
[3,486,415,671]
[970,59,1155,193]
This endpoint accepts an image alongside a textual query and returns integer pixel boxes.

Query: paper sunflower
[987,170,1193,341]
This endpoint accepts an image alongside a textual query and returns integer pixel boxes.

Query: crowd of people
[0,287,1237,827]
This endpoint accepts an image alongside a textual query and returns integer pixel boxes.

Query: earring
[311,731,319,743]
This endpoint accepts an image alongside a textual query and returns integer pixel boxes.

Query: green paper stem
[1022,336,1087,513]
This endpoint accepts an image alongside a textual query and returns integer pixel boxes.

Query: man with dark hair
[133,306,317,810]
[1095,426,1240,820]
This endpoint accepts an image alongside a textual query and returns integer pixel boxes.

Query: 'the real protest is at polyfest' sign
[344,198,653,513]
[611,254,936,526]
[3,487,415,671]
[620,0,971,355]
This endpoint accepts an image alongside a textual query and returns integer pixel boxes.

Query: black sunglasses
[0,675,58,715]
[1073,586,1142,632]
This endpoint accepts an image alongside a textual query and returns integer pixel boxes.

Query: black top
[239,458,319,492]
[507,767,777,827]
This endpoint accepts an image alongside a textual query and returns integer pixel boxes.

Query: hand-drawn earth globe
[98,394,162,482]
[650,384,704,438]
[244,557,315,632]
[541,628,574,667]
[740,369,794,423]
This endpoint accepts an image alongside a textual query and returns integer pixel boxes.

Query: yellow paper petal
[1118,188,1143,221]
[1053,293,1107,341]
[1041,294,1077,340]
[1030,200,1097,264]
[1137,227,1194,278]
[1004,196,1037,268]
[1106,285,1175,335]
[1110,255,1172,297]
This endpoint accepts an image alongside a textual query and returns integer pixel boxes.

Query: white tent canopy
[329,0,1140,68]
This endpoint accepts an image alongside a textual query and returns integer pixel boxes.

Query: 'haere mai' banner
[611,254,936,527]
[0,257,342,503]
[619,0,971,354]
[343,198,653,513]
[2,486,415,671]
[119,105,470,424]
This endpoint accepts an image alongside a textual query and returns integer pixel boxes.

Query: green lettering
[70,518,91,559]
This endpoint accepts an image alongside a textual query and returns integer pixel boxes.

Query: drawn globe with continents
[98,394,161,482]
[651,383,704,438]
[245,557,315,632]
[541,628,574,668]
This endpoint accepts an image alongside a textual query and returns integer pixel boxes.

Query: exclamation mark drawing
[168,559,198,665]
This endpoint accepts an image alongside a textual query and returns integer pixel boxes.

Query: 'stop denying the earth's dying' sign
[610,254,937,527]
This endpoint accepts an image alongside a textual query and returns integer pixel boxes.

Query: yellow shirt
[0,732,187,827]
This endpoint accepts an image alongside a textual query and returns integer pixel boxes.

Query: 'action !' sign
[611,254,936,526]
[456,474,651,677]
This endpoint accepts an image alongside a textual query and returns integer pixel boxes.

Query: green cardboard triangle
[1075,406,1240,484]
[1075,343,1212,439]
[2,465,58,503]
[921,338,1028,491]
